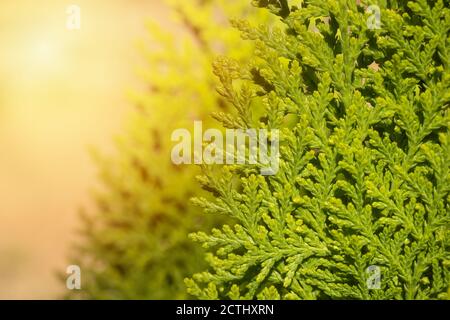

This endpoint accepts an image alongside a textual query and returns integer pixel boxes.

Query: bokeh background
[0,0,170,299]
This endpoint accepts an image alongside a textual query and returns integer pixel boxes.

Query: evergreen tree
[69,0,270,299]
[186,0,450,299]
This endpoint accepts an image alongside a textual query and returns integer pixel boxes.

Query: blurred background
[0,0,169,299]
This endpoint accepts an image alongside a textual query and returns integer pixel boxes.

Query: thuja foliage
[69,1,270,299]
[186,0,450,299]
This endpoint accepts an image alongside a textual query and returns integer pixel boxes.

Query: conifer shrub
[186,0,450,299]
[69,1,270,299]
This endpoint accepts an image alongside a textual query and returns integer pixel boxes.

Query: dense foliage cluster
[186,0,450,299]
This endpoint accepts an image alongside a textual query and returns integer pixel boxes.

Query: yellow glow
[24,35,63,75]
[33,41,54,63]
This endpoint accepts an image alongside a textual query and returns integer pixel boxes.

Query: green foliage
[69,1,270,299]
[186,0,450,300]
